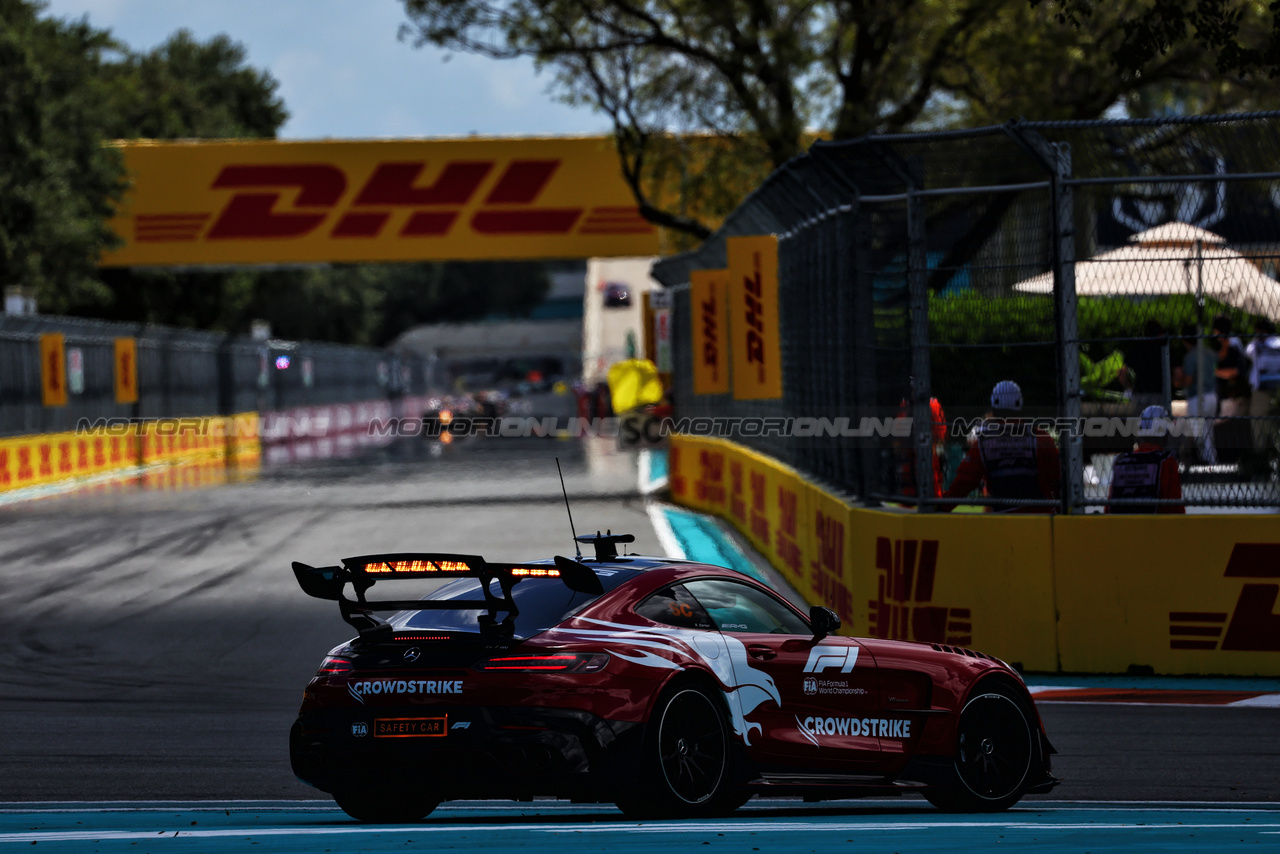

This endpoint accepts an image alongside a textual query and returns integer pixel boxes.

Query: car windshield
[392,568,639,639]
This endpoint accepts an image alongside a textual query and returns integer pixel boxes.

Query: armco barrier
[0,414,261,496]
[670,435,1278,676]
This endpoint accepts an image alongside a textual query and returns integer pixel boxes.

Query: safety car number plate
[374,716,447,738]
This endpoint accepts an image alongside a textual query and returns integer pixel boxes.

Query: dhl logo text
[700,288,721,378]
[742,252,767,381]
[775,486,801,573]
[729,460,746,522]
[133,160,653,243]
[811,511,852,626]
[696,450,726,505]
[870,537,971,646]
[1169,543,1280,652]
[748,470,770,546]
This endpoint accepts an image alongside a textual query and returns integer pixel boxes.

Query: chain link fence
[655,113,1280,511]
[0,314,423,437]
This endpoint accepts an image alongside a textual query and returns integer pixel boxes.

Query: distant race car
[290,533,1058,822]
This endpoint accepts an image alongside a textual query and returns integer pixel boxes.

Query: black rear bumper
[291,704,641,800]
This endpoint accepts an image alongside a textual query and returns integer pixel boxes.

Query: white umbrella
[1014,222,1280,321]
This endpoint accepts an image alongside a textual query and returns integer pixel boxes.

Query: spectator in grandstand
[941,380,1060,512]
[1174,324,1218,464]
[1246,318,1280,452]
[1106,405,1183,514]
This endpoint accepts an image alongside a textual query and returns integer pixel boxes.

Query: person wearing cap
[941,380,1060,512]
[1106,405,1184,514]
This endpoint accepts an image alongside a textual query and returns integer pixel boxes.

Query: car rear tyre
[925,681,1038,813]
[333,789,440,823]
[615,684,741,819]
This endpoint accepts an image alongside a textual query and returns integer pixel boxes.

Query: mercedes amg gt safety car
[290,532,1057,822]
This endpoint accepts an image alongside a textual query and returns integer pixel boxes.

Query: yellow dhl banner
[40,333,68,407]
[690,269,730,395]
[727,235,783,400]
[115,337,138,404]
[103,137,659,266]
[668,435,1059,671]
[669,434,1280,676]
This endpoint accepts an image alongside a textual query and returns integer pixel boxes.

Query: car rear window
[393,568,638,639]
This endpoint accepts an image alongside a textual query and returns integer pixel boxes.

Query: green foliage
[5,1,553,345]
[102,29,288,140]
[372,261,551,345]
[2,2,288,316]
[399,0,1280,239]
[0,0,125,311]
[87,261,551,347]
[1039,0,1280,80]
[928,291,1264,408]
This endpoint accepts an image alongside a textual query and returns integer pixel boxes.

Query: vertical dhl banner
[40,334,68,407]
[102,138,659,266]
[115,337,139,404]
[690,269,730,395]
[727,235,782,400]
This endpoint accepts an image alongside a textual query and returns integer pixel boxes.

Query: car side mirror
[810,606,841,640]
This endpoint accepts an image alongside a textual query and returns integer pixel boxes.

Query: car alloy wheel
[656,687,729,805]
[949,686,1035,810]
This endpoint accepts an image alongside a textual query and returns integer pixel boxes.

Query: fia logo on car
[351,722,368,738]
[403,647,421,663]
[803,645,859,674]
[803,677,818,696]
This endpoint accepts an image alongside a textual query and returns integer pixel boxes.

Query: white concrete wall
[582,257,661,383]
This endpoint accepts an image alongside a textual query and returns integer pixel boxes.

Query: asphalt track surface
[0,436,1276,847]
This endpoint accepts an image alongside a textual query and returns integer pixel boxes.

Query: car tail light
[475,652,610,673]
[315,656,354,678]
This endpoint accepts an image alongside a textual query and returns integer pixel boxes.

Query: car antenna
[556,457,582,560]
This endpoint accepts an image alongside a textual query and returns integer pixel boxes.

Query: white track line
[645,502,686,559]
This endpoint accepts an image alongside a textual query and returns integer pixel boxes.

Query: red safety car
[290,533,1057,822]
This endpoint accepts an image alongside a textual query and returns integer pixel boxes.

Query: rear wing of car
[292,552,601,640]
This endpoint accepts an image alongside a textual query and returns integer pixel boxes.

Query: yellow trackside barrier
[227,412,262,465]
[1053,516,1280,676]
[876,511,1058,673]
[669,436,1280,676]
[669,435,1061,672]
[0,430,135,490]
[0,413,262,497]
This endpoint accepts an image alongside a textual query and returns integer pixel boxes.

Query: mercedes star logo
[403,647,421,663]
